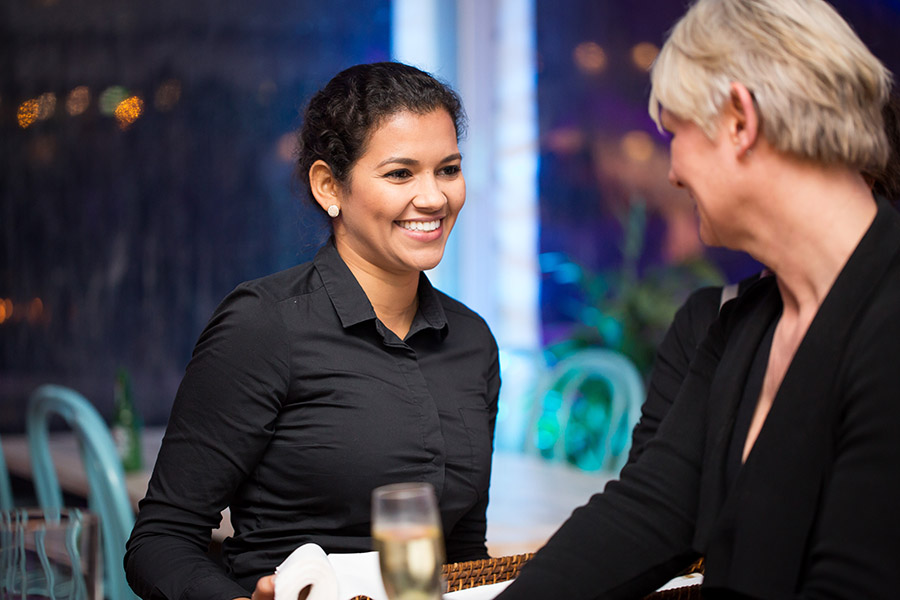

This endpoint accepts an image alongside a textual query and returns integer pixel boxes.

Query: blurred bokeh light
[99,86,129,116]
[153,79,181,112]
[2,0,392,429]
[17,99,39,128]
[573,41,607,75]
[36,93,57,120]
[4,0,900,439]
[114,96,144,129]
[620,131,655,163]
[630,42,658,72]
[66,86,91,116]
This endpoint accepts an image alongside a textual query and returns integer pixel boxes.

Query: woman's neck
[335,244,421,340]
[740,154,877,317]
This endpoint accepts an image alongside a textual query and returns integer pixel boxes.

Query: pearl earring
[327,204,340,218]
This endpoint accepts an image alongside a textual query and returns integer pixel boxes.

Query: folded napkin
[655,572,703,592]
[274,544,388,600]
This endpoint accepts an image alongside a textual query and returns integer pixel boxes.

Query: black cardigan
[497,199,900,599]
[628,272,764,466]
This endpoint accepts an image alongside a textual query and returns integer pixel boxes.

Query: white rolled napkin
[274,543,388,600]
[275,544,339,600]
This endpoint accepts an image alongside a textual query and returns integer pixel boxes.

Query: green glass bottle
[112,367,143,473]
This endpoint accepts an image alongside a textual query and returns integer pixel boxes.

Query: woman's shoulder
[718,273,777,319]
[427,289,498,352]
[678,285,725,324]
[232,260,321,302]
[237,261,322,298]
[849,255,900,338]
[202,261,323,339]
[433,289,492,330]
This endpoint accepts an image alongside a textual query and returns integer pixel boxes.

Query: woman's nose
[412,176,447,210]
[667,167,683,188]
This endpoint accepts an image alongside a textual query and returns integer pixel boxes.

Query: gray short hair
[649,0,892,170]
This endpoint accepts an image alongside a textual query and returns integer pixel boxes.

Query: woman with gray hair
[497,0,900,598]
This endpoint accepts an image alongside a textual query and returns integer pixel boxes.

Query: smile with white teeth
[397,219,441,232]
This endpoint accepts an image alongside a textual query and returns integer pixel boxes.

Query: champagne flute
[372,482,446,600]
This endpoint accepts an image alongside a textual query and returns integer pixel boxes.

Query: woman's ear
[727,82,759,159]
[309,160,341,213]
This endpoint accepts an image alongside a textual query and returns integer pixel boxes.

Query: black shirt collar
[313,239,449,338]
[410,273,449,338]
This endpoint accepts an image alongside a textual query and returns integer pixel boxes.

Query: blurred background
[4,0,900,464]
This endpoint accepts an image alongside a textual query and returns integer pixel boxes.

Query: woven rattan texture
[443,553,535,592]
[347,553,533,599]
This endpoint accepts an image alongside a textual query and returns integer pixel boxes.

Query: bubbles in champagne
[374,525,445,600]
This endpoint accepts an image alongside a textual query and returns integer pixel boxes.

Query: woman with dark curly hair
[125,62,499,600]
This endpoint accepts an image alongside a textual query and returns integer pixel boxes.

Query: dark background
[3,0,900,432]
[1,0,391,428]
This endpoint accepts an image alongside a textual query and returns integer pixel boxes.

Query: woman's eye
[384,169,412,180]
[439,164,461,177]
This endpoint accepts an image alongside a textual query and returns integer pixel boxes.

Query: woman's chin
[401,243,449,273]
[417,257,444,272]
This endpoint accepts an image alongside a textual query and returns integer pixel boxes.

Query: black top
[496,199,900,599]
[124,240,500,600]
[626,285,723,465]
[627,273,764,465]
[724,316,774,487]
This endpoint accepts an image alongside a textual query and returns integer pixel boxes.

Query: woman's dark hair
[870,93,900,202]
[296,62,467,207]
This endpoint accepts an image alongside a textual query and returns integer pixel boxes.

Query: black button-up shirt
[125,240,500,600]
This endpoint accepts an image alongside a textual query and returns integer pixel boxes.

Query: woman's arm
[495,318,726,600]
[627,286,722,464]
[125,285,289,600]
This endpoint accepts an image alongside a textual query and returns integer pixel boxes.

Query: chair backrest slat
[0,434,14,511]
[527,348,645,475]
[27,384,138,600]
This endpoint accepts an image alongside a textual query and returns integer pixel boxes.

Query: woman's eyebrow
[375,153,462,169]
[376,156,418,168]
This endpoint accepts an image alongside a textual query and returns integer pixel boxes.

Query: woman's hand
[249,574,276,600]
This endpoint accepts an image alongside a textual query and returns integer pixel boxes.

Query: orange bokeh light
[27,297,44,324]
[631,42,659,71]
[621,131,655,163]
[18,99,39,128]
[573,42,608,75]
[115,96,144,129]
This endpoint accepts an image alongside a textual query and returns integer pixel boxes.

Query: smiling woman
[497,0,900,598]
[309,108,466,338]
[658,108,735,248]
[123,63,501,600]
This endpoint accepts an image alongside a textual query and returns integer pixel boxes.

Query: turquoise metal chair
[27,384,138,600]
[527,348,645,475]
[0,433,13,510]
[1,507,101,600]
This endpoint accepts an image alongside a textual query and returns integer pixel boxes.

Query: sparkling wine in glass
[372,482,446,600]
